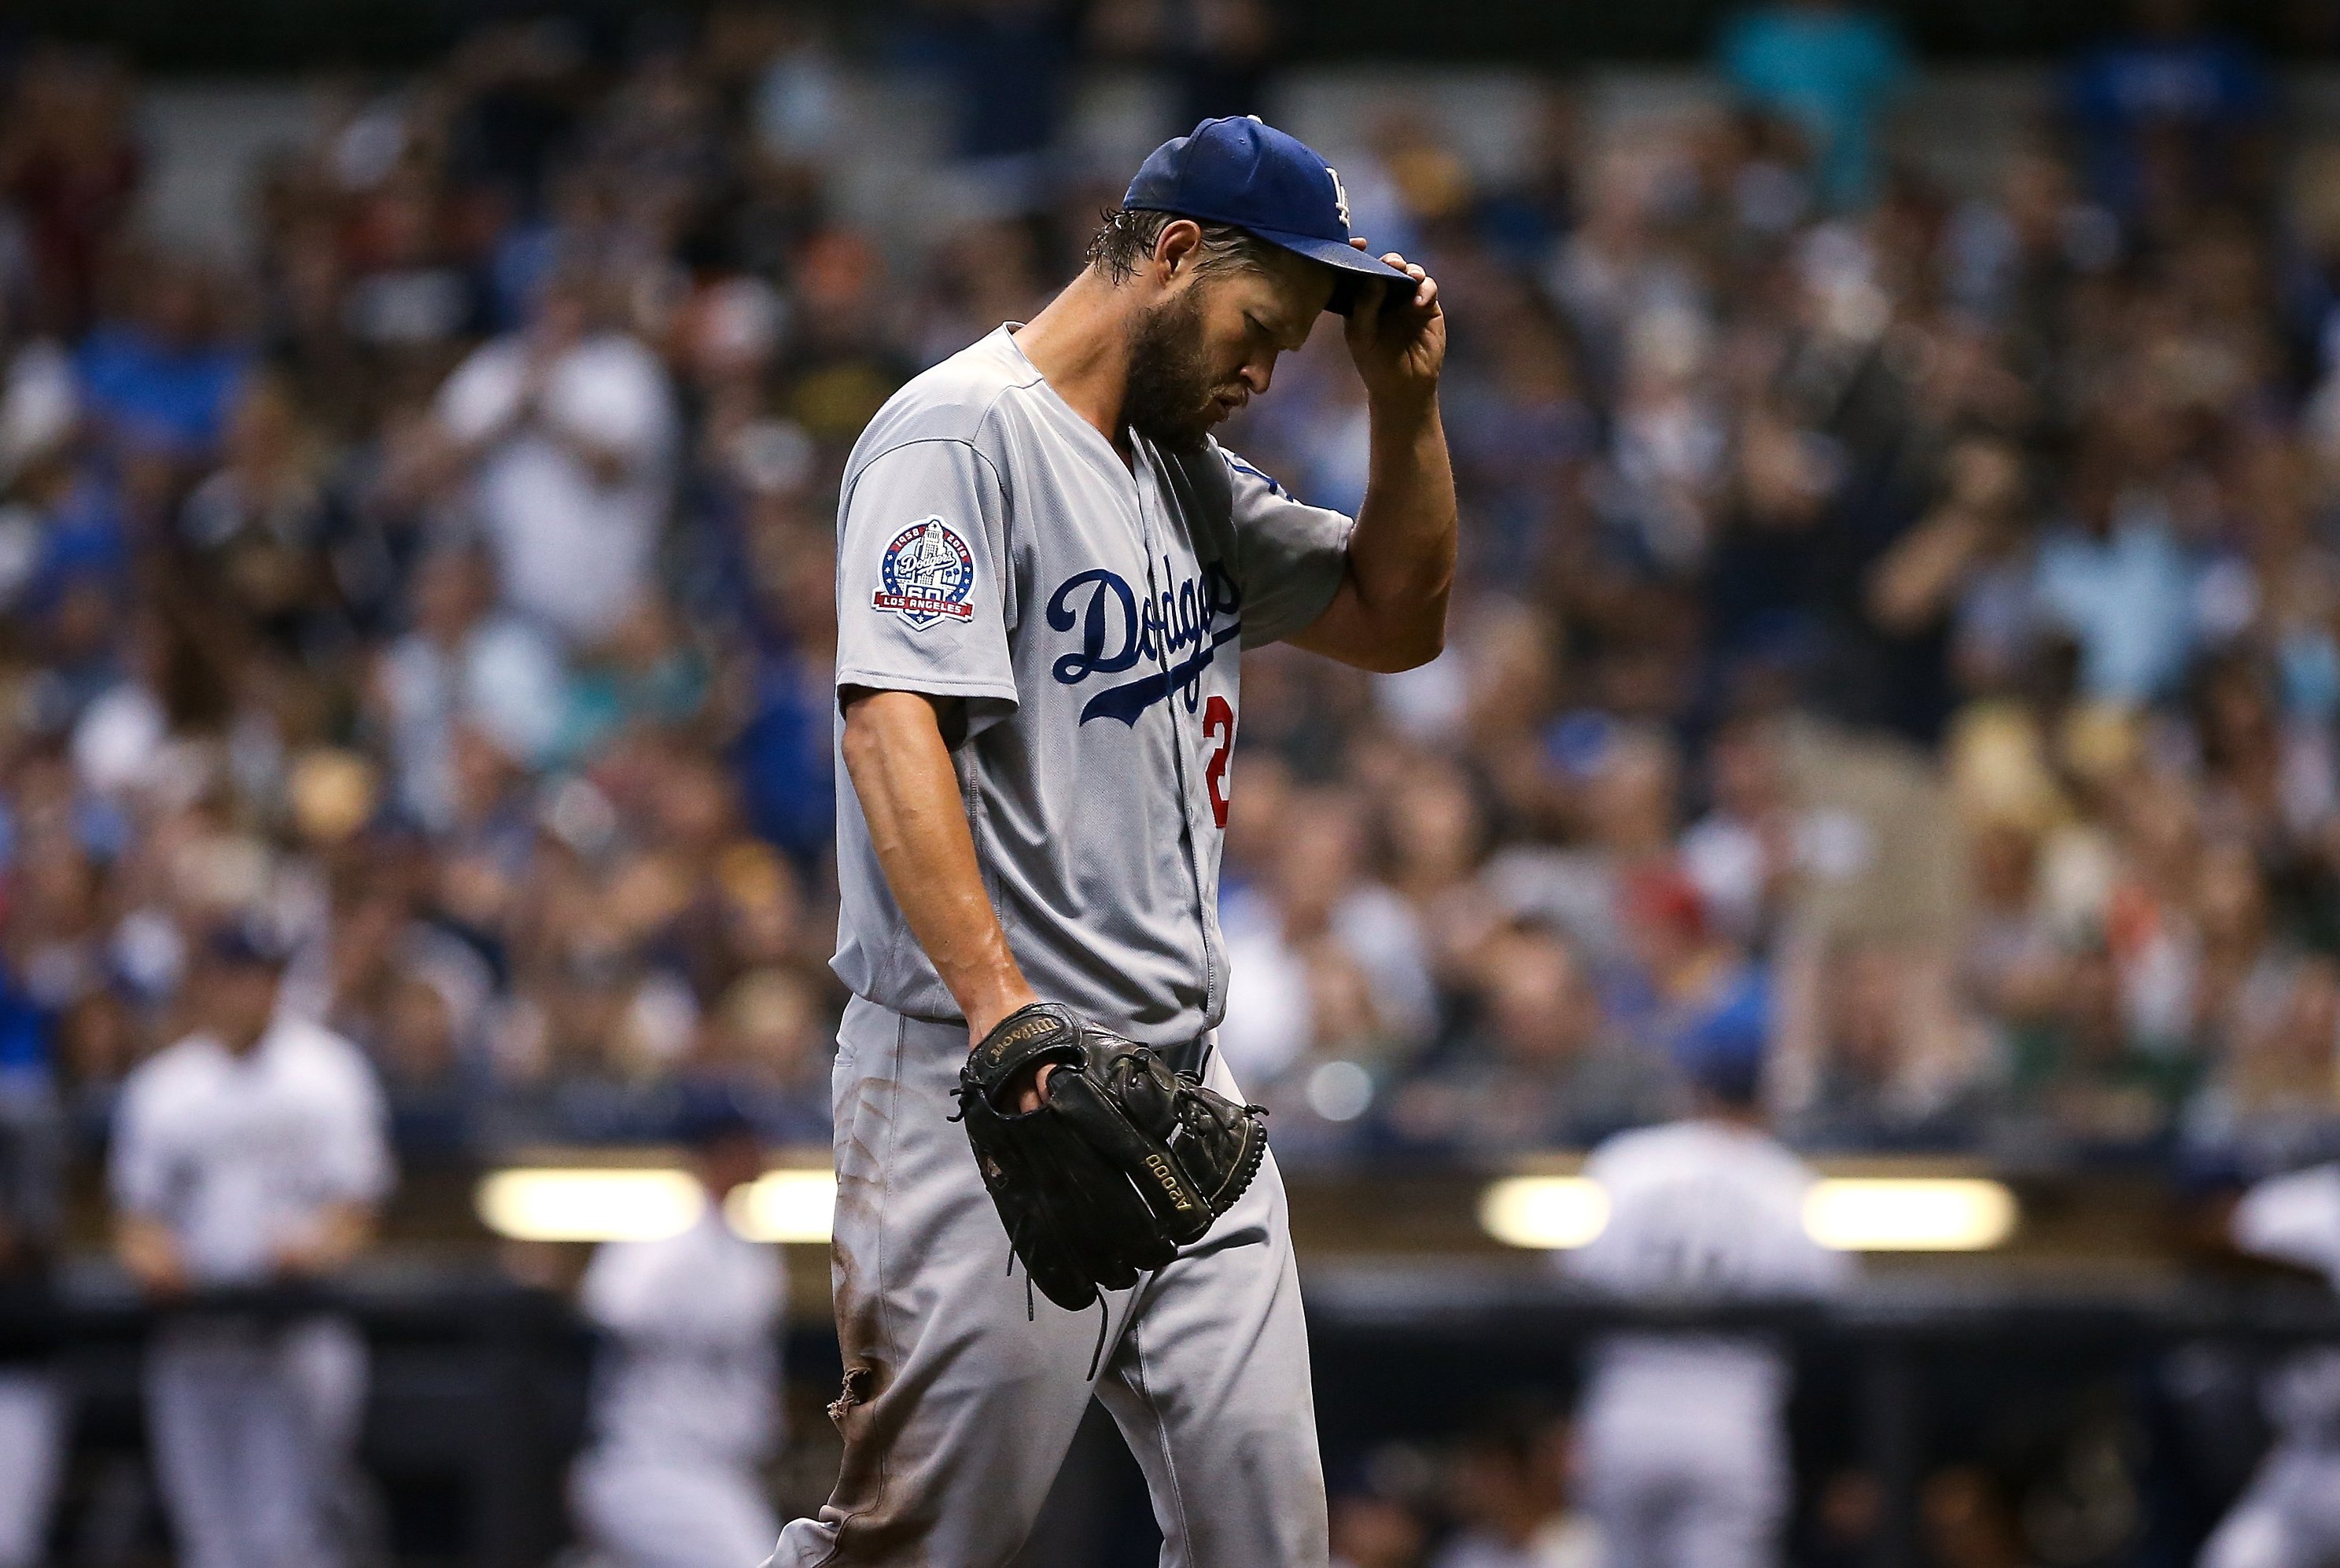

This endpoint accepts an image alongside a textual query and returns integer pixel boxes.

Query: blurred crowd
[0,0,2328,1194]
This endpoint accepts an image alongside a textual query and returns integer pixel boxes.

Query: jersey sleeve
[835,439,1019,731]
[1219,447,1352,650]
[309,1040,396,1206]
[107,1067,175,1219]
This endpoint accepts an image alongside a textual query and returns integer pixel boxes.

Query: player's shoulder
[2239,1162,2340,1242]
[1590,1118,1808,1183]
[120,1032,219,1101]
[846,328,1037,479]
[1587,1117,1708,1166]
[266,1016,385,1094]
[2246,1161,2340,1205]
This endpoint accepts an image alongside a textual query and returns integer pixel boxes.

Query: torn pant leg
[765,999,1107,1568]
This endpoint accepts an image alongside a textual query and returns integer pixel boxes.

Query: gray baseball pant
[1581,1409,1787,1568]
[766,996,1327,1568]
[146,1315,367,1568]
[573,1448,779,1568]
[0,1369,61,1568]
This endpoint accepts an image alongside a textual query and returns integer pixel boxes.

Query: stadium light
[1802,1177,2018,1252]
[477,1169,706,1242]
[1478,1175,2019,1253]
[1479,1176,1612,1250]
[725,1170,839,1243]
[476,1165,839,1243]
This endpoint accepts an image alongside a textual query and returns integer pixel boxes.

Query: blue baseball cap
[1671,968,1771,1108]
[1122,116,1415,311]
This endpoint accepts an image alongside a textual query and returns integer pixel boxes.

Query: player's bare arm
[116,1213,189,1297]
[274,1199,381,1277]
[1288,242,1456,674]
[838,687,1039,1046]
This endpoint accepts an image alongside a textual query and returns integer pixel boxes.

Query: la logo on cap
[1327,166,1350,228]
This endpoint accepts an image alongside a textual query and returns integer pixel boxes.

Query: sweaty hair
[1085,207,1283,285]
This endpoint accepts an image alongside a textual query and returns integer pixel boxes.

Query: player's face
[1123,252,1330,451]
[201,961,282,1051]
[696,1131,768,1202]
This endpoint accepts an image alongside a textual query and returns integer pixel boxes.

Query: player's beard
[1120,289,1219,454]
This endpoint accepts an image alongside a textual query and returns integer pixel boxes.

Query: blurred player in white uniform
[110,926,394,1568]
[1564,996,1852,1568]
[2200,1162,2340,1568]
[572,1103,787,1568]
[0,1041,65,1568]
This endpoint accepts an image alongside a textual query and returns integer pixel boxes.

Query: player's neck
[1014,271,1137,460]
[1697,1100,1768,1133]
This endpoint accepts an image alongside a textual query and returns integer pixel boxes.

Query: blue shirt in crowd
[1718,3,1908,209]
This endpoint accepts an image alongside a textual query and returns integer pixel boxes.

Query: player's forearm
[1349,396,1456,668]
[278,1202,378,1277]
[841,690,1037,1039]
[116,1214,187,1297]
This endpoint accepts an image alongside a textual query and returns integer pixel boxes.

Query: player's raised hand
[1343,241,1445,407]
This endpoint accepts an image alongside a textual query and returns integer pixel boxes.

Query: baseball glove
[956,1002,1268,1321]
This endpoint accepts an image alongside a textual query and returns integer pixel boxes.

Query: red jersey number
[1202,695,1235,830]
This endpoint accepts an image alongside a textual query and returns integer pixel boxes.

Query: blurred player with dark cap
[1564,984,1853,1568]
[110,920,393,1568]
[571,1095,787,1568]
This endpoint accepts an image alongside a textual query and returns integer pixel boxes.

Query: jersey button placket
[1131,445,1223,1022]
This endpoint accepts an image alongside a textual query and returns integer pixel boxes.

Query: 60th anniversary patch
[872,518,976,629]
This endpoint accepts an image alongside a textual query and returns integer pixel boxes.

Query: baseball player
[571,1103,787,1568]
[110,926,394,1568]
[2198,1161,2340,1568]
[771,115,1454,1567]
[1564,1000,1853,1568]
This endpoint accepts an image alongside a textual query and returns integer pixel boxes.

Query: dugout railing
[2,1264,2336,1568]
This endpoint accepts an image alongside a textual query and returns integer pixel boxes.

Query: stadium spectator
[1390,922,1675,1153]
[2065,0,2272,228]
[431,268,679,647]
[0,48,141,338]
[1715,0,1908,210]
[1775,933,1989,1148]
[370,542,566,831]
[1430,1408,1599,1568]
[73,255,250,466]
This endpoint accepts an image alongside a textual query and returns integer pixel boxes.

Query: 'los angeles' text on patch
[873,518,977,630]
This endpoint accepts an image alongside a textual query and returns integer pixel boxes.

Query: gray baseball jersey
[830,324,1353,1041]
